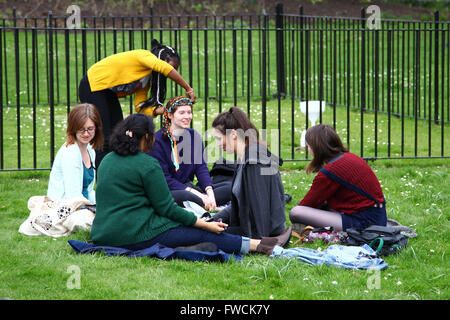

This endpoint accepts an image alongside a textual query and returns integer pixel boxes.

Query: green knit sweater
[90,151,197,246]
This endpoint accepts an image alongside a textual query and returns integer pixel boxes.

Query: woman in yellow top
[79,39,196,169]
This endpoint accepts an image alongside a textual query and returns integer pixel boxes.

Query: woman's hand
[153,106,165,116]
[167,69,196,104]
[202,197,216,212]
[201,220,228,234]
[204,187,217,212]
[187,187,215,211]
[194,218,227,234]
[185,88,196,104]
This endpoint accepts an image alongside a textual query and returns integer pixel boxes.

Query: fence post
[204,28,208,135]
[262,13,268,139]
[233,28,237,105]
[49,11,55,165]
[65,27,72,115]
[434,11,439,125]
[299,5,304,101]
[188,29,193,94]
[32,28,37,168]
[14,9,21,168]
[0,26,3,169]
[275,3,286,98]
[149,6,153,41]
[82,28,87,76]
[360,7,366,157]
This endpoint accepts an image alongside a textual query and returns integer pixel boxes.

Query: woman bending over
[79,39,195,168]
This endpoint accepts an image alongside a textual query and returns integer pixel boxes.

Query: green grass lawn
[0,158,448,300]
[0,23,448,301]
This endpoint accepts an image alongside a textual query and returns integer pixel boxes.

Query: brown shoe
[273,226,292,248]
[256,237,278,255]
[256,226,293,255]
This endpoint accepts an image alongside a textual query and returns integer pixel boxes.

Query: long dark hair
[146,39,181,109]
[212,107,259,146]
[110,113,155,156]
[305,124,348,173]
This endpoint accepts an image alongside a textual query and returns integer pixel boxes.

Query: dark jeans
[79,74,123,169]
[119,226,243,254]
[171,181,232,208]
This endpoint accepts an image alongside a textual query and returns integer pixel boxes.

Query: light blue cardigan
[47,142,96,204]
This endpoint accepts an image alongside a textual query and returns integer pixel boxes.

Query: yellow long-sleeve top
[87,49,174,111]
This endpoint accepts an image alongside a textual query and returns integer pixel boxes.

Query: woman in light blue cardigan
[47,104,103,204]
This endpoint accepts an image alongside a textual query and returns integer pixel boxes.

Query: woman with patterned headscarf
[79,39,195,169]
[147,96,232,212]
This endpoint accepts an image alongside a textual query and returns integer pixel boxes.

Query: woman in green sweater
[90,113,291,255]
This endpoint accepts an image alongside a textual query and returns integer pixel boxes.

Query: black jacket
[213,143,286,239]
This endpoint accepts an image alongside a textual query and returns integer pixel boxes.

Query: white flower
[396,281,402,285]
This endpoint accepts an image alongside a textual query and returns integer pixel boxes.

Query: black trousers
[171,181,232,208]
[78,75,124,169]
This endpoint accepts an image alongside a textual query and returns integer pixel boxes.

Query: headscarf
[162,96,193,172]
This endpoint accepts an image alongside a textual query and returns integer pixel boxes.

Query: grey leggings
[289,206,343,231]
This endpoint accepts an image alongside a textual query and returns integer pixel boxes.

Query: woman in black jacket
[211,107,289,240]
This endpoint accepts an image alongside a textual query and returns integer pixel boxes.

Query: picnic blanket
[270,244,388,270]
[68,240,242,263]
[19,196,94,237]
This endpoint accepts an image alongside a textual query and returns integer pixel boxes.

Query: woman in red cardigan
[289,124,387,231]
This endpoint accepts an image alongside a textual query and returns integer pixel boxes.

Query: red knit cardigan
[299,152,385,214]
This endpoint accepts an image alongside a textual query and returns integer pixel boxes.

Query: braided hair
[162,96,193,171]
[141,39,181,111]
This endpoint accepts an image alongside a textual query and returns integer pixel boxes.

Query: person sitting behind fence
[90,113,292,255]
[210,107,289,239]
[47,103,103,204]
[147,96,232,211]
[78,39,196,169]
[289,124,387,232]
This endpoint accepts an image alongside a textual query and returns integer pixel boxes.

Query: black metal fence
[0,4,449,171]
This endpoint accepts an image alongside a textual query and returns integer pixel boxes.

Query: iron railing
[0,4,448,171]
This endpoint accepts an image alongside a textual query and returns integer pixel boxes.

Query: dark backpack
[346,225,409,257]
[210,161,237,184]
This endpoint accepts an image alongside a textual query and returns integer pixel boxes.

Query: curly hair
[109,113,155,156]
